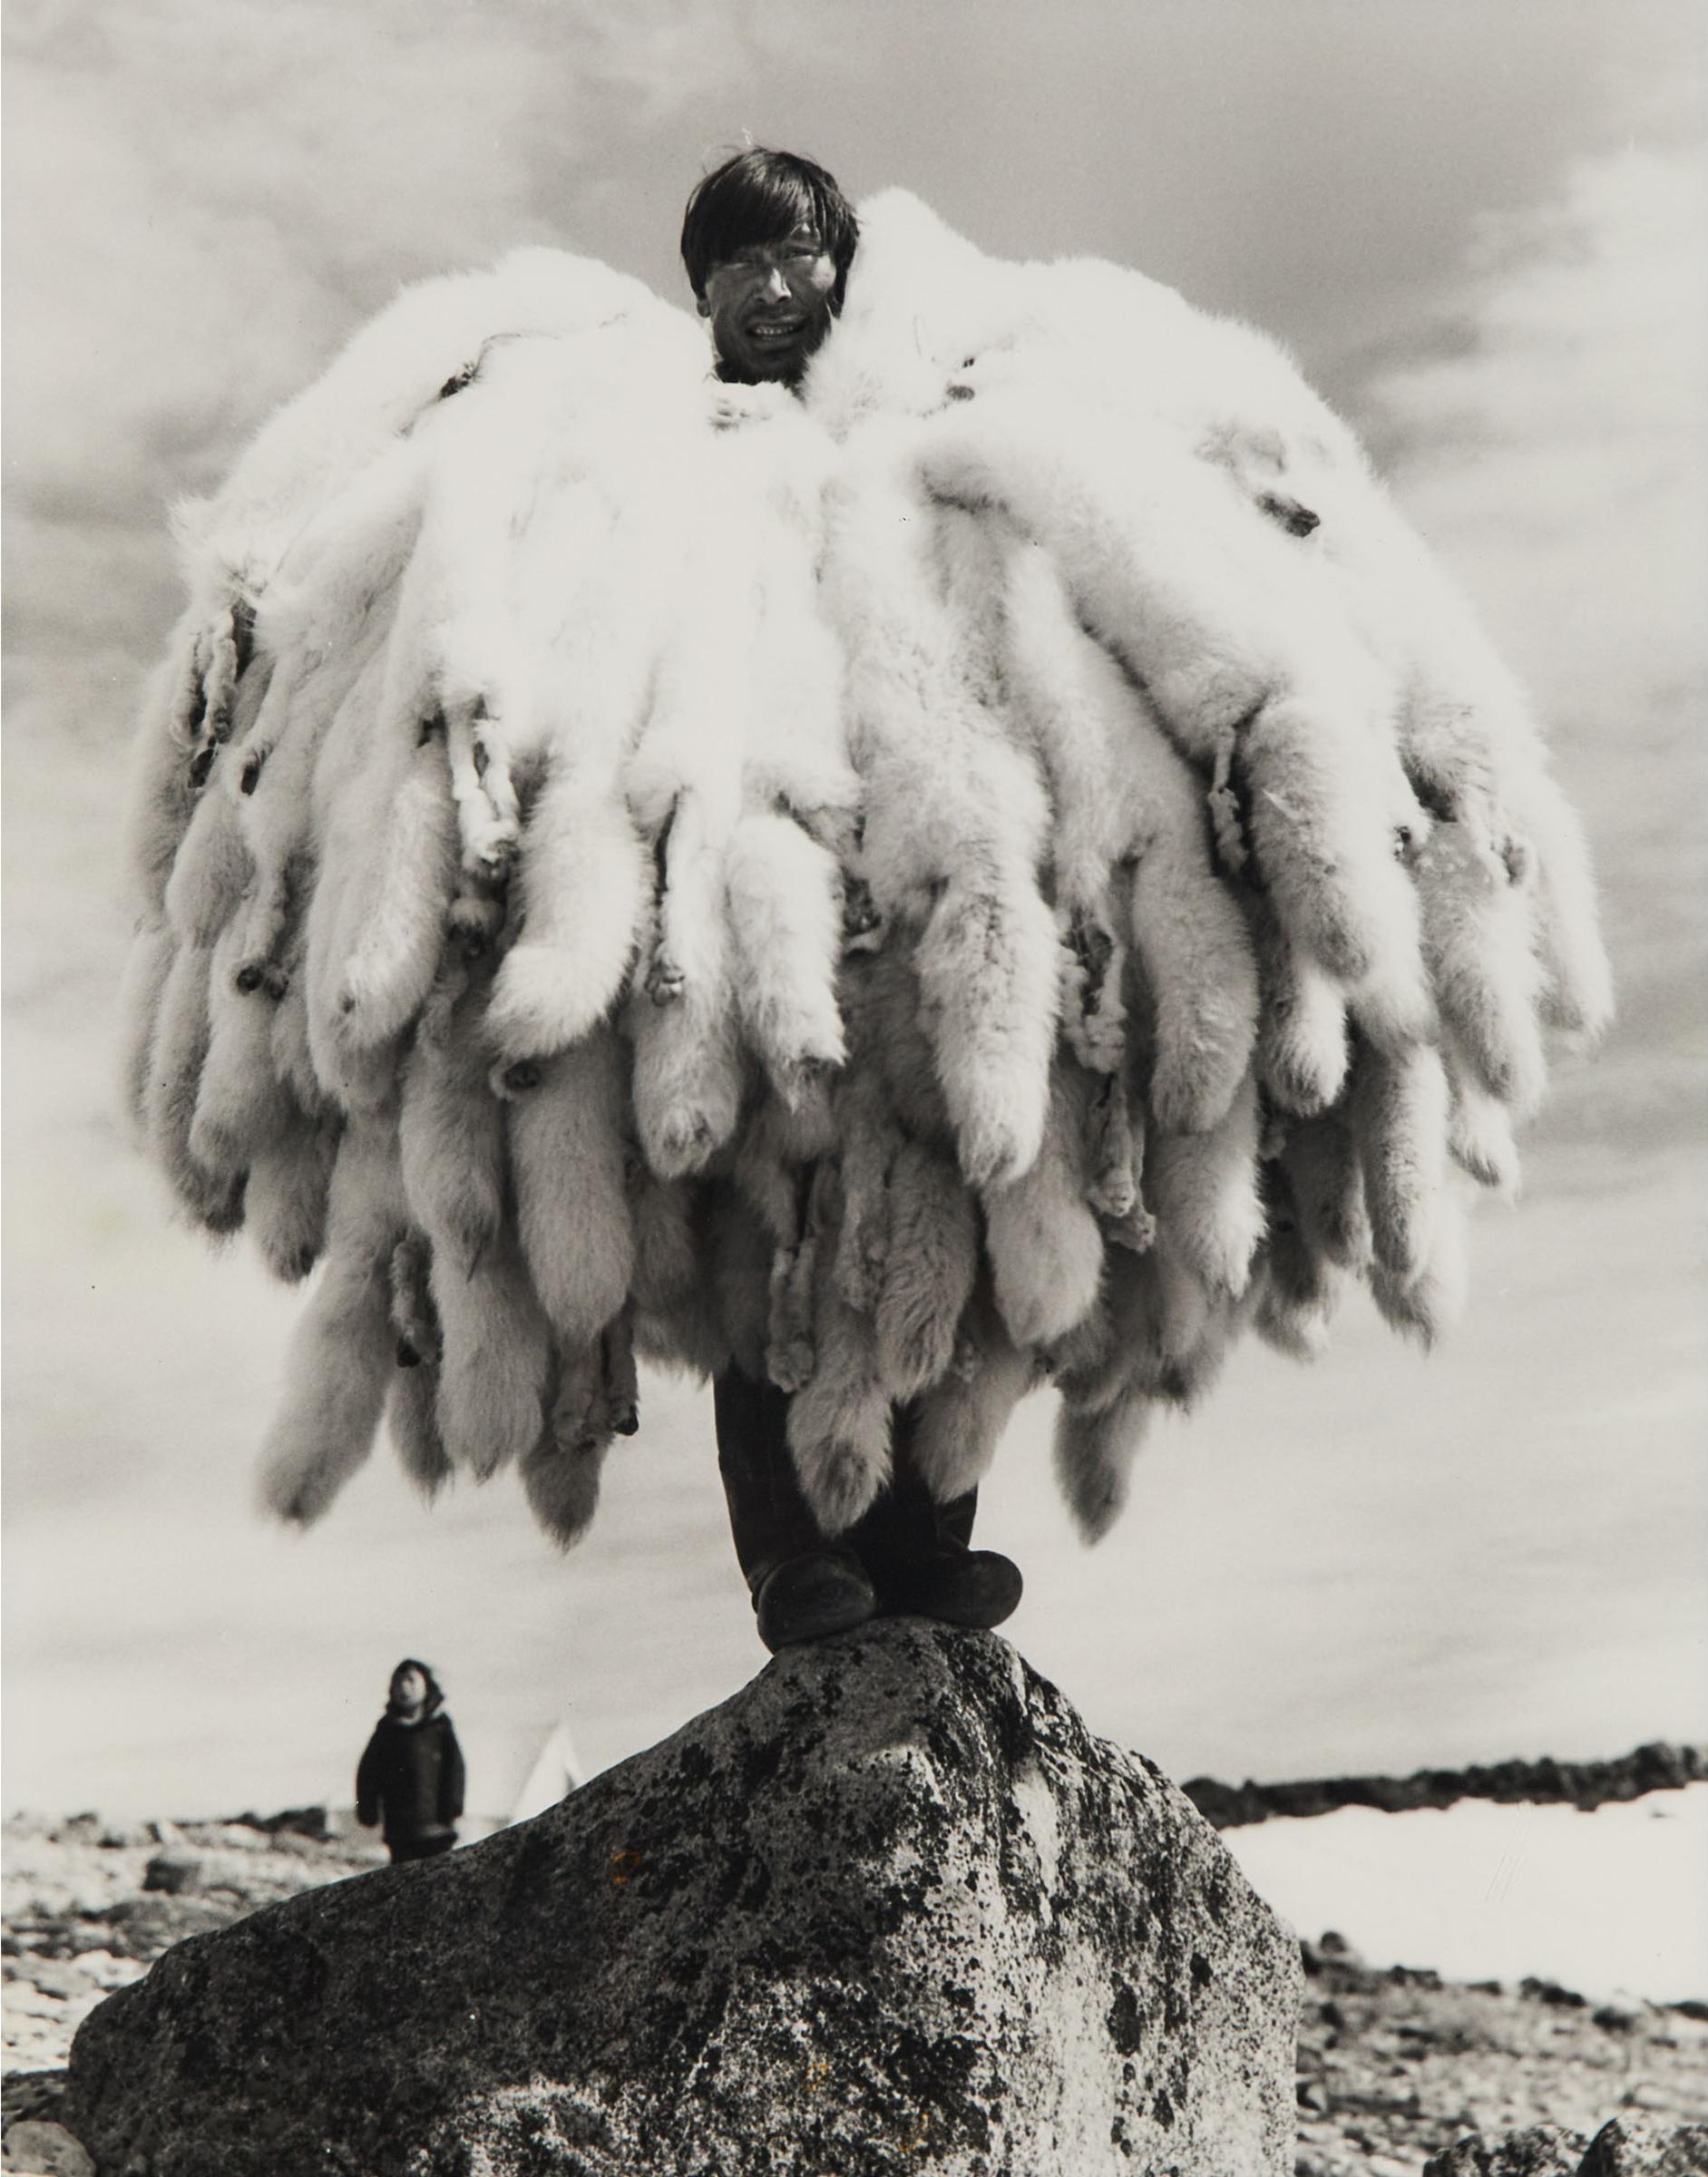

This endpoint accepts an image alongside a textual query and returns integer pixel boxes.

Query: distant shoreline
[1181,1739,1705,1829]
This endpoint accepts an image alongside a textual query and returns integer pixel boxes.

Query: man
[679,148,1024,1653]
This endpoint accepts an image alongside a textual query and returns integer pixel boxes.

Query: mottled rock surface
[66,1621,1300,2176]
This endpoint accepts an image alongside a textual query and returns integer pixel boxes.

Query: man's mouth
[746,318,805,345]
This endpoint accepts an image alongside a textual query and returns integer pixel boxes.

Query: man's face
[701,223,839,386]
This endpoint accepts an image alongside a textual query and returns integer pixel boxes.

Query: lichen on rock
[68,1621,1301,2175]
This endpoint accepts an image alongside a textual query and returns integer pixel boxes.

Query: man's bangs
[681,149,860,299]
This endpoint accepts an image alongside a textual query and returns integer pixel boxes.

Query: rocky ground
[3,1802,1704,2175]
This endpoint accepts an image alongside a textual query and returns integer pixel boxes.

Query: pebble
[1,2120,94,2176]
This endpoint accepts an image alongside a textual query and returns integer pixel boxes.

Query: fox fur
[995,527,1259,1133]
[1248,889,1350,1119]
[508,1032,635,1346]
[1368,1183,1469,1350]
[430,1212,554,1481]
[786,1177,894,1532]
[388,1359,453,1501]
[143,940,245,1233]
[1144,1072,1266,1301]
[1411,819,1546,1116]
[1445,1043,1521,1197]
[982,1059,1107,1348]
[256,1113,408,1523]
[244,1109,341,1284]
[910,1275,1039,1503]
[117,919,177,1146]
[822,442,1059,1187]
[190,920,298,1179]
[123,190,1608,1555]
[1279,1110,1371,1270]
[874,1139,981,1395]
[163,767,252,953]
[920,396,1434,1046]
[1053,1385,1153,1544]
[383,1235,453,1495]
[1352,1038,1451,1285]
[397,957,508,1279]
[520,1310,640,1548]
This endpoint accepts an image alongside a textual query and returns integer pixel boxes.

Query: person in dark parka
[356,1658,466,1864]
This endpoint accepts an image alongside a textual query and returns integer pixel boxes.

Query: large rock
[67,1621,1301,2175]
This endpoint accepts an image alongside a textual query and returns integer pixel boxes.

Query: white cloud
[1363,141,1708,1136]
[1372,142,1708,730]
[1,0,835,690]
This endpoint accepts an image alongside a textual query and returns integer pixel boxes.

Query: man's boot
[854,1410,1023,1629]
[714,1371,875,1652]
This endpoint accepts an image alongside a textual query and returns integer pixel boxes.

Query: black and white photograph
[3,3,1704,2171]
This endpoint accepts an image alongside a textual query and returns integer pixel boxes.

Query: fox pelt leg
[163,765,253,954]
[1053,1384,1153,1544]
[1506,765,1613,1040]
[117,919,177,1147]
[823,448,1059,1188]
[127,644,205,915]
[1247,886,1349,1119]
[328,720,460,1059]
[243,1108,341,1285]
[874,1139,980,1397]
[143,939,246,1235]
[1369,1181,1469,1350]
[909,1274,1039,1505]
[1143,1071,1266,1302]
[484,760,649,1074]
[506,1030,635,1350]
[256,1112,409,1524]
[998,532,1258,1135]
[430,1212,554,1482]
[627,792,746,1181]
[190,919,298,1182]
[520,1352,609,1549]
[1411,817,1546,1117]
[1445,1040,1521,1197]
[520,1306,639,1549]
[386,1232,451,1498]
[1351,1036,1451,1287]
[398,953,507,1280]
[786,1171,893,1534]
[388,1357,452,1501]
[1278,1108,1371,1271]
[982,1059,1106,1349]
[1252,1157,1340,1361]
[723,809,847,1111]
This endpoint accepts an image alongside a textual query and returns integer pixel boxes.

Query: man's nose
[760,265,790,301]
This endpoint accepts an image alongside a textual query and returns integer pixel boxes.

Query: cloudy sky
[4,1,1704,1824]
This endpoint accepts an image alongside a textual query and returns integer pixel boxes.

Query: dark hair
[388,1658,444,1716]
[680,146,860,306]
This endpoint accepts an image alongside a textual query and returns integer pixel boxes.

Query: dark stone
[68,1622,1300,2176]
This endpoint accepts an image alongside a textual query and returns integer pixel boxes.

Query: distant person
[356,1659,466,1866]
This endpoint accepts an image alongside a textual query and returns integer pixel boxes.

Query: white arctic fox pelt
[121,197,1607,1551]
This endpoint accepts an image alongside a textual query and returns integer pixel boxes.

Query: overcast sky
[4,0,1703,1821]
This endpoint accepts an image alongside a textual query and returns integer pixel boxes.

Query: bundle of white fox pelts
[121,191,1610,1551]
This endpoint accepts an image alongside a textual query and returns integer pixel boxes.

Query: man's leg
[851,1406,1022,1629]
[714,1369,876,1652]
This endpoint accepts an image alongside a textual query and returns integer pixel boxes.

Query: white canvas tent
[507,1722,585,1825]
